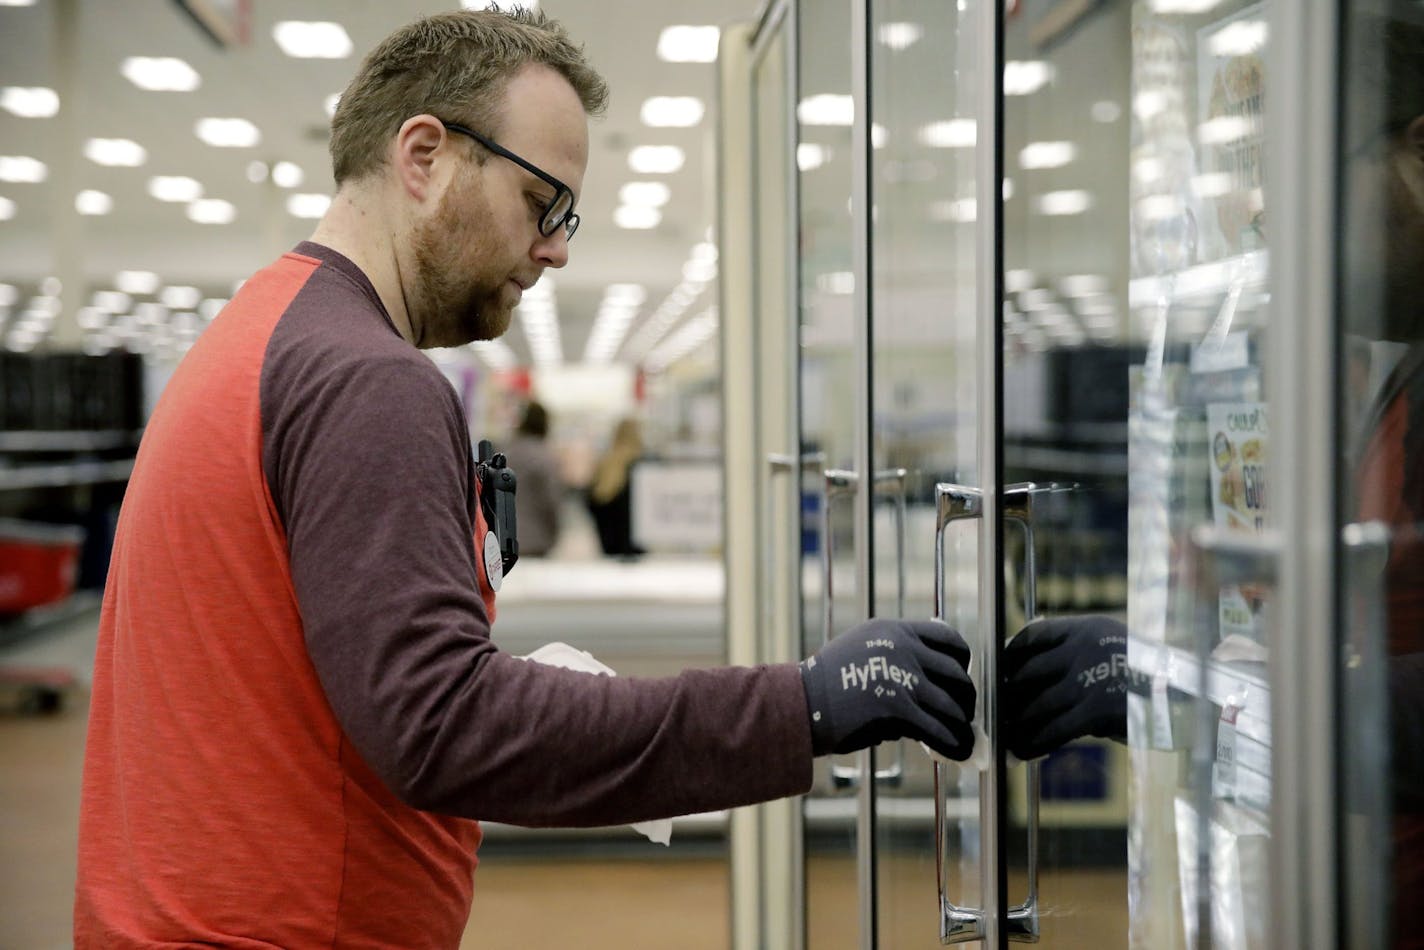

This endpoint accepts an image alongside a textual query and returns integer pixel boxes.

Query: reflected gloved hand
[799,618,976,761]
[1002,615,1137,760]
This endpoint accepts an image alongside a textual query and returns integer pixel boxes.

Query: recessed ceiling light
[273,21,353,59]
[797,143,829,171]
[1019,141,1077,170]
[1209,20,1267,57]
[1,86,58,117]
[797,94,853,126]
[159,286,202,309]
[246,160,269,183]
[196,117,261,148]
[189,199,236,225]
[0,0,37,6]
[0,156,45,182]
[287,193,331,219]
[0,196,14,220]
[75,190,113,215]
[116,270,161,295]
[149,176,203,202]
[918,119,976,148]
[1149,0,1223,12]
[877,22,923,50]
[85,137,147,167]
[817,272,855,295]
[92,291,131,313]
[656,25,719,63]
[1004,61,1053,96]
[324,93,341,118]
[628,146,684,174]
[614,205,661,230]
[271,161,304,188]
[640,96,704,128]
[121,56,200,92]
[619,181,671,207]
[39,276,60,296]
[1037,190,1093,216]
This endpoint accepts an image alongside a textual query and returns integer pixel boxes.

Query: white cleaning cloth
[516,642,674,846]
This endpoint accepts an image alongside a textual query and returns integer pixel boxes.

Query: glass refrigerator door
[861,0,990,946]
[1119,2,1277,948]
[797,0,867,943]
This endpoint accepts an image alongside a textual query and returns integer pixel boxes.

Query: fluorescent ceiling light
[271,161,304,188]
[92,291,131,313]
[1149,0,1224,12]
[1059,274,1108,298]
[199,298,228,320]
[690,241,717,263]
[872,124,889,149]
[187,198,235,224]
[0,284,17,306]
[797,94,853,126]
[0,156,46,182]
[196,117,261,148]
[1133,90,1168,120]
[75,190,112,215]
[0,197,14,220]
[1137,194,1184,222]
[324,93,340,118]
[1036,190,1093,216]
[657,25,719,63]
[683,258,716,283]
[273,21,353,59]
[1019,141,1076,170]
[929,198,976,223]
[1005,270,1036,293]
[287,193,331,219]
[1198,115,1253,145]
[1210,20,1267,57]
[605,283,647,305]
[628,145,684,174]
[797,143,829,171]
[619,181,670,207]
[148,176,203,202]
[160,286,201,309]
[0,1,37,6]
[116,270,160,295]
[1191,172,1233,198]
[40,276,59,296]
[817,272,854,295]
[85,137,146,167]
[1004,61,1053,96]
[614,205,661,230]
[121,56,200,92]
[878,22,923,51]
[467,339,518,370]
[640,96,705,128]
[1,86,58,117]
[918,119,976,148]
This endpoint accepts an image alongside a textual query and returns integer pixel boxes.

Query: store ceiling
[0,0,751,367]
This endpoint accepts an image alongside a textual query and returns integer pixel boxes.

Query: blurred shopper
[73,8,977,948]
[586,415,645,557]
[505,400,562,557]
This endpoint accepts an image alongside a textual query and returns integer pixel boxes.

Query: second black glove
[799,617,977,761]
[1002,615,1138,760]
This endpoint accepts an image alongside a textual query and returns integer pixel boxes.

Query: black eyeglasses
[440,120,579,241]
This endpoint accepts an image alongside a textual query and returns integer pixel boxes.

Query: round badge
[483,531,503,592]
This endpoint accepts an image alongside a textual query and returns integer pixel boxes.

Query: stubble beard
[407,172,515,349]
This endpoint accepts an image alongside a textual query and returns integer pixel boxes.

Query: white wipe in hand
[516,642,674,846]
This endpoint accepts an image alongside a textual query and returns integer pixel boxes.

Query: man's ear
[391,115,448,202]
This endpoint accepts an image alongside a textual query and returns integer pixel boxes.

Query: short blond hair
[329,5,608,186]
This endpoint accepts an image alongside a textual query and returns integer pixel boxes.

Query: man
[73,9,975,947]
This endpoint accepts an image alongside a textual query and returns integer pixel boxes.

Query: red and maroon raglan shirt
[75,242,813,948]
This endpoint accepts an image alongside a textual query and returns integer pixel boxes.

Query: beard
[406,170,517,349]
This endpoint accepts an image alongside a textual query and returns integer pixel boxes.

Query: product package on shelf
[1174,794,1269,950]
[1128,363,1210,649]
[1205,402,1269,647]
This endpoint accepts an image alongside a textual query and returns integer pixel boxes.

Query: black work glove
[799,618,976,761]
[1002,615,1137,760]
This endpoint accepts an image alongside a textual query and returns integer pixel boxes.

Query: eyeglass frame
[438,120,580,241]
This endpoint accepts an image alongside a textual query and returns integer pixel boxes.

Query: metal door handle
[934,483,1063,943]
[823,468,911,788]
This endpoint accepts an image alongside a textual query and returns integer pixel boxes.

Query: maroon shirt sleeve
[262,246,812,825]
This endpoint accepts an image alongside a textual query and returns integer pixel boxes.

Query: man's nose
[533,230,569,268]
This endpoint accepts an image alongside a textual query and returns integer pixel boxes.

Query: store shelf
[0,429,141,452]
[1128,249,1269,309]
[1128,636,1270,745]
[0,458,135,491]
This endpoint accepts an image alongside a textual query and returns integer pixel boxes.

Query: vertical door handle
[821,468,912,789]
[933,482,1062,943]
[870,468,910,787]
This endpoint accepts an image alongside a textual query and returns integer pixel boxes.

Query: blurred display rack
[0,459,135,492]
[0,429,141,452]
[1127,249,1269,309]
[1128,635,1270,745]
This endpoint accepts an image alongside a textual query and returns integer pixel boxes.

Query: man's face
[406,65,589,349]
[1345,120,1424,342]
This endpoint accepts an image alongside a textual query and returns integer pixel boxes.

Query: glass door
[861,0,990,946]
